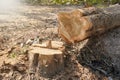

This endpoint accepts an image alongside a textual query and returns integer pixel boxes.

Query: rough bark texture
[58,5,120,43]
[28,41,64,78]
[72,7,101,16]
[77,28,120,78]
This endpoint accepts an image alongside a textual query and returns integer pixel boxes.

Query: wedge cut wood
[58,5,120,43]
[29,40,64,77]
[32,40,64,50]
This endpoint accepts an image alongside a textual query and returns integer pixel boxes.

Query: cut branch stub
[29,41,65,77]
[57,5,120,43]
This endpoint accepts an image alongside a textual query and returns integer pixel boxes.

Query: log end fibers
[57,11,92,43]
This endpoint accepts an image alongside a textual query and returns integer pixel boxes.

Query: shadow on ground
[77,28,120,80]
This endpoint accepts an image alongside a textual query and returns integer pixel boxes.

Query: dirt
[0,4,120,80]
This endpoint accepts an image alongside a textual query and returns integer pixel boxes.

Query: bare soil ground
[0,4,120,80]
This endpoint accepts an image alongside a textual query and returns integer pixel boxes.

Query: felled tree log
[29,40,65,77]
[58,5,120,43]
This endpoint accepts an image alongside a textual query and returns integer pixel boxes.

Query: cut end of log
[57,11,92,43]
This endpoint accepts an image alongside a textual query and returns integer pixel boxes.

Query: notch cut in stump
[29,40,65,77]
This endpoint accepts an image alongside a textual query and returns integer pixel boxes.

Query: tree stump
[29,40,65,78]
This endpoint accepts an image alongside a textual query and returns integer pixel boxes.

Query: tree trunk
[28,41,65,78]
[57,5,120,43]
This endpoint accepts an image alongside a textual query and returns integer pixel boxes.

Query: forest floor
[0,4,120,80]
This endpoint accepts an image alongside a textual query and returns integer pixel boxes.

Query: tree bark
[71,7,101,17]
[28,41,64,78]
[57,5,120,43]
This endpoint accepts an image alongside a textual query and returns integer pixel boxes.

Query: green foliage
[111,0,120,4]
[9,46,28,58]
[25,0,119,5]
[82,0,102,6]
[9,52,17,58]
[51,0,119,5]
[51,0,80,5]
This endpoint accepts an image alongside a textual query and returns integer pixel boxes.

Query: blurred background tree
[24,0,120,5]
